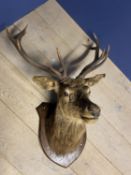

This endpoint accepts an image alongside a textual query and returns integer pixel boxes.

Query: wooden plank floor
[0,0,131,174]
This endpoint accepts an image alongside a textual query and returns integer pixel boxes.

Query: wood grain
[0,156,22,175]
[0,0,131,174]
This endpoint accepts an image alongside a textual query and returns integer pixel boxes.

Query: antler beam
[7,26,63,80]
[77,34,110,78]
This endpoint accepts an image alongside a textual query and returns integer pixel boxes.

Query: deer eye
[64,91,69,96]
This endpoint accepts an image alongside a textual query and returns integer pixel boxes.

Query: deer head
[7,26,109,120]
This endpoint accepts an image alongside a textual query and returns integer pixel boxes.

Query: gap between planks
[0,154,24,175]
[0,98,122,175]
[0,44,125,175]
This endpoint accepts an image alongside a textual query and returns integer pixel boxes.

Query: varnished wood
[37,102,86,168]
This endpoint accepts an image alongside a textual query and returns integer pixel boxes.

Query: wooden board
[0,0,131,174]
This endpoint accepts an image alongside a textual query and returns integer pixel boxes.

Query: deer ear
[85,74,105,87]
[32,76,58,91]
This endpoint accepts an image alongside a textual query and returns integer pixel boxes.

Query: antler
[77,34,110,78]
[7,26,64,80]
[56,48,67,77]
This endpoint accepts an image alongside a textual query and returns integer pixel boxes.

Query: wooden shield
[36,102,86,168]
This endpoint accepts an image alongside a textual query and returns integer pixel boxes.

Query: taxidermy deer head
[7,26,109,167]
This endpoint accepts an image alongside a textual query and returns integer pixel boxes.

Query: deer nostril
[92,108,101,117]
[88,104,101,117]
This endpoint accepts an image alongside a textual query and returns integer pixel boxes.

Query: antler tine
[77,34,110,78]
[56,48,67,77]
[7,26,62,80]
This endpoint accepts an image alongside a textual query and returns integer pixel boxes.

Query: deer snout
[88,103,101,117]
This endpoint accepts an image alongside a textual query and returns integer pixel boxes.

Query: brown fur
[45,85,99,155]
[46,97,86,155]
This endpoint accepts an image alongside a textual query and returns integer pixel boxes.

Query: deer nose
[88,103,101,117]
